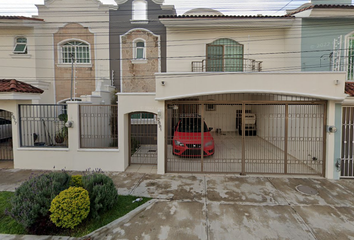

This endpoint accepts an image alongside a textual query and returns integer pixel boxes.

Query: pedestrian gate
[341,107,354,178]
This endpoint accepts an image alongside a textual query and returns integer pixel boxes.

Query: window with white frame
[134,40,145,60]
[132,0,147,21]
[61,40,90,64]
[13,37,27,54]
[348,35,354,80]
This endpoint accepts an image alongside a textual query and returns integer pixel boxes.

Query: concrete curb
[84,199,158,238]
[0,234,73,239]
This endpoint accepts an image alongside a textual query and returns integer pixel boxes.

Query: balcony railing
[192,58,262,72]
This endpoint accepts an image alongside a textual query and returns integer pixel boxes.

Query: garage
[166,93,326,176]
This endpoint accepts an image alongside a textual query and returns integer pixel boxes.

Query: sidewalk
[1,169,354,239]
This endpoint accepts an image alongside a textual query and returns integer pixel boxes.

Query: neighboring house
[0,16,52,103]
[109,0,176,92]
[0,0,353,180]
[286,0,354,179]
[0,0,116,104]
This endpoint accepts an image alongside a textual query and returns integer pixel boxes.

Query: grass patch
[0,192,26,235]
[0,192,151,237]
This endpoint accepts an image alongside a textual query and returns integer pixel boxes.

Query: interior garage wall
[255,104,324,166]
[202,105,251,132]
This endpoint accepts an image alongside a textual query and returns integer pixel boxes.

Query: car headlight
[174,140,185,147]
[205,141,213,147]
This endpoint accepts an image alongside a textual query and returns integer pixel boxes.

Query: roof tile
[159,15,294,19]
[0,79,44,94]
[0,15,44,21]
[345,82,354,96]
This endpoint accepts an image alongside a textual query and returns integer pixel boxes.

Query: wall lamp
[65,121,74,128]
[327,125,337,133]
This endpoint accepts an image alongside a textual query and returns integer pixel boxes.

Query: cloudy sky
[0,0,314,16]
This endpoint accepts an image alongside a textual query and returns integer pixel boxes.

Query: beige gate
[166,94,326,176]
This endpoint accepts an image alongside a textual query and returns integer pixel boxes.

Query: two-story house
[117,7,347,178]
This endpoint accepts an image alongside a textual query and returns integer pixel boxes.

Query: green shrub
[82,173,118,219]
[49,187,90,229]
[8,172,70,230]
[70,175,83,188]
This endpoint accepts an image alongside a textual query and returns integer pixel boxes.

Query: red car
[172,117,214,157]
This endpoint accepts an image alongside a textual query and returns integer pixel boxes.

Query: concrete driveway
[1,169,354,239]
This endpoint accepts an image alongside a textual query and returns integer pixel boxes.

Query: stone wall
[121,29,159,92]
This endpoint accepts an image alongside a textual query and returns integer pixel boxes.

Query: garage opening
[0,110,13,167]
[129,112,157,165]
[166,93,326,176]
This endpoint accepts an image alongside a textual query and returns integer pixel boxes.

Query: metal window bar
[348,38,354,80]
[79,105,118,148]
[19,104,68,148]
[192,58,262,72]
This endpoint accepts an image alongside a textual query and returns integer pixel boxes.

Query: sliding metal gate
[166,98,326,176]
[0,110,13,161]
[341,107,354,178]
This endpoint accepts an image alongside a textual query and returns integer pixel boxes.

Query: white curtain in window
[133,0,147,20]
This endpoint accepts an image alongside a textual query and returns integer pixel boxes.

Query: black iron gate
[166,96,326,176]
[0,110,13,161]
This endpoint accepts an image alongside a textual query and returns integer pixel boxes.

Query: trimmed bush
[49,187,90,229]
[8,172,70,231]
[69,175,83,188]
[82,173,118,219]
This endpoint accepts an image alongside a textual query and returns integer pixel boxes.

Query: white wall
[117,93,165,173]
[155,72,347,101]
[165,26,298,73]
[14,94,166,173]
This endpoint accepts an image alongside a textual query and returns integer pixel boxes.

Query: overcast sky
[0,0,315,16]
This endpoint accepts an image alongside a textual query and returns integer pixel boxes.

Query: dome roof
[183,8,224,16]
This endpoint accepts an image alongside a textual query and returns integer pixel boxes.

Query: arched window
[134,39,145,60]
[13,37,27,54]
[132,0,147,21]
[61,40,90,64]
[206,38,244,72]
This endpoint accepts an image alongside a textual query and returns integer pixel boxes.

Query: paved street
[1,169,354,239]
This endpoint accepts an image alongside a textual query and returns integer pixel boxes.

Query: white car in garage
[0,118,12,140]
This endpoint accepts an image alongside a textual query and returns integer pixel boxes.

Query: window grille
[206,38,244,72]
[348,37,354,80]
[61,41,90,64]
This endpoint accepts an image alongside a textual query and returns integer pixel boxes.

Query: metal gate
[166,95,326,176]
[0,110,13,161]
[129,112,157,165]
[341,107,354,178]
